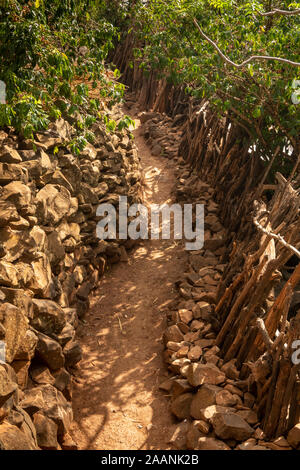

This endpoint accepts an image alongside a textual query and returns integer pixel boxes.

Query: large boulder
[187,363,226,387]
[11,360,31,389]
[35,331,65,371]
[31,299,66,335]
[20,384,73,436]
[33,412,59,450]
[0,227,34,262]
[14,329,38,361]
[35,184,71,225]
[211,412,254,441]
[170,393,193,420]
[2,180,31,209]
[0,287,33,319]
[0,422,38,450]
[190,385,222,419]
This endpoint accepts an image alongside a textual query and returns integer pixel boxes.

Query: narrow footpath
[70,109,187,450]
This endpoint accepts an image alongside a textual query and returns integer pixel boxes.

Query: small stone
[224,383,243,397]
[172,379,193,398]
[236,409,258,425]
[159,378,174,392]
[52,368,72,401]
[259,441,292,451]
[187,345,202,361]
[166,341,182,352]
[177,322,190,334]
[187,363,225,387]
[195,420,210,435]
[216,389,238,407]
[197,302,211,318]
[60,432,77,450]
[190,320,204,331]
[287,423,300,449]
[221,359,240,380]
[195,338,215,348]
[273,436,292,449]
[170,393,193,420]
[169,358,190,374]
[236,438,257,450]
[63,340,82,367]
[254,427,265,440]
[168,421,189,449]
[205,354,219,365]
[249,445,270,450]
[176,345,189,358]
[184,331,200,342]
[163,325,184,344]
[186,421,205,449]
[180,364,190,378]
[178,309,193,324]
[196,437,231,450]
[244,392,255,408]
[198,405,235,422]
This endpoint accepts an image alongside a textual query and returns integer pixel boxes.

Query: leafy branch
[193,18,300,68]
[260,8,300,16]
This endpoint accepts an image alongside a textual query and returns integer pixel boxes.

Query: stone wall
[0,113,143,449]
[141,109,300,450]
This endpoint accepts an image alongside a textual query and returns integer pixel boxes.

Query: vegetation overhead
[0,0,299,174]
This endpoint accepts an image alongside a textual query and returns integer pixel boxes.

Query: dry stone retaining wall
[0,112,143,449]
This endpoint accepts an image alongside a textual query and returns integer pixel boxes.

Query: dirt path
[70,111,187,450]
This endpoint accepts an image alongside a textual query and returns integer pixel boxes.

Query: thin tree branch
[260,8,300,17]
[254,217,300,259]
[256,318,273,351]
[193,19,300,68]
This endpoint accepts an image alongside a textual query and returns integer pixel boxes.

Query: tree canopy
[0,1,299,168]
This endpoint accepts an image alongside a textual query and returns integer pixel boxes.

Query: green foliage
[102,114,135,133]
[1,0,299,173]
[0,0,125,152]
[129,0,300,178]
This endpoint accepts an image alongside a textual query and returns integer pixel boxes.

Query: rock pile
[145,119,300,451]
[138,111,183,160]
[0,115,143,449]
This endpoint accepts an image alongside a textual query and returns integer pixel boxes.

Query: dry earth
[70,109,187,450]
